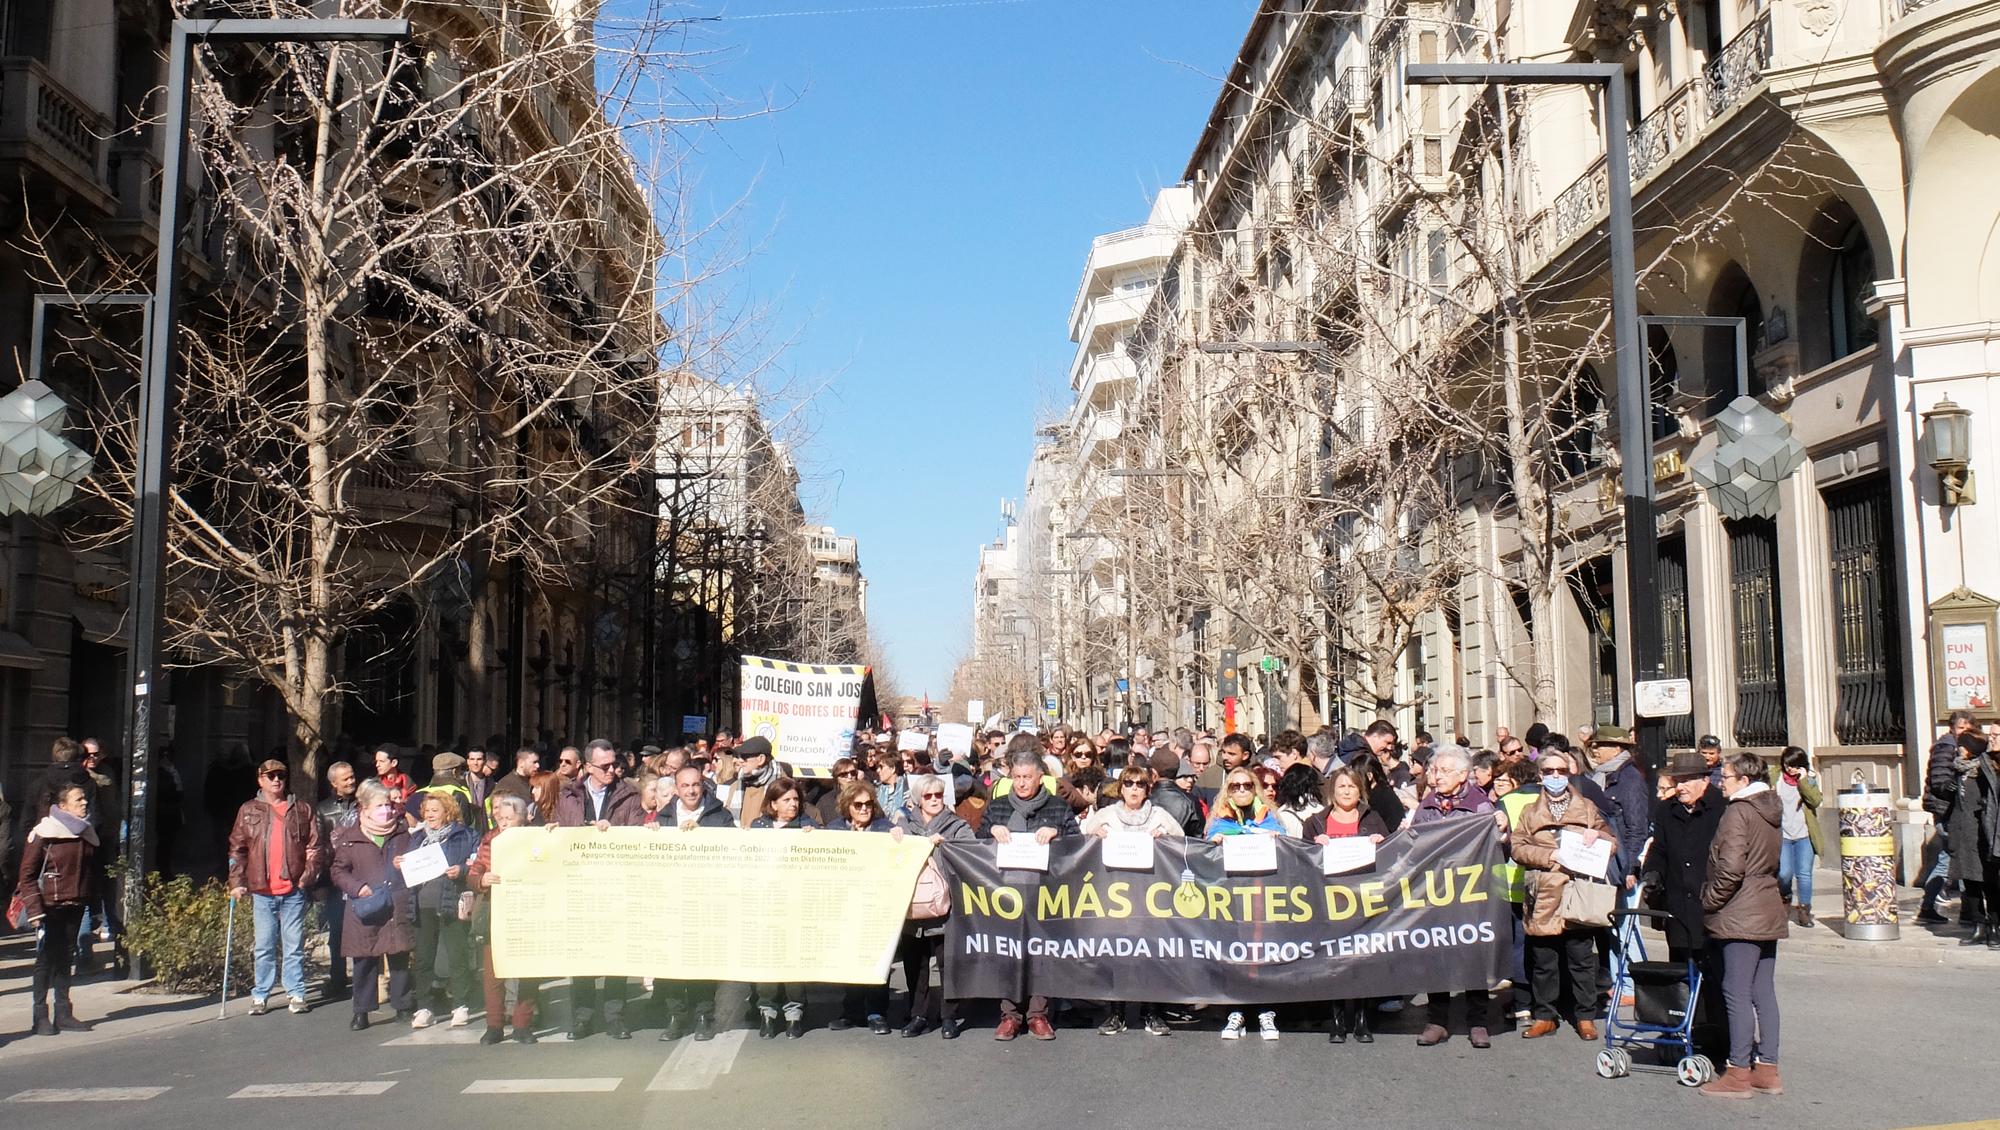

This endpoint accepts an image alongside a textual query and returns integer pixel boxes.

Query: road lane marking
[378,1027,485,1046]
[7,1088,171,1102]
[463,1078,622,1094]
[647,1029,748,1091]
[231,1082,398,1098]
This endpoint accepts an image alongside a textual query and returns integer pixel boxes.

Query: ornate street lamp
[1921,395,1976,507]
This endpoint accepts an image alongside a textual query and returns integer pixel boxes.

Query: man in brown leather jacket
[227,759,324,1016]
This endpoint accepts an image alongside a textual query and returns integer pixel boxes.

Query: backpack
[908,857,951,920]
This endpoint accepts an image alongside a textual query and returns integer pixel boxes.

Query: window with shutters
[1827,478,1904,744]
[1728,518,1787,746]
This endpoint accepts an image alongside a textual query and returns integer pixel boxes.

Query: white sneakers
[288,1000,310,1015]
[410,1008,435,1029]
[449,1006,471,1028]
[1220,1011,1280,1040]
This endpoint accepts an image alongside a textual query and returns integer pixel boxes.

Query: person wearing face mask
[1508,746,1612,1041]
[331,779,418,1031]
[1766,748,1822,927]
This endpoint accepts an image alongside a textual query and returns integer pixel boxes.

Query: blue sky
[650,0,1256,697]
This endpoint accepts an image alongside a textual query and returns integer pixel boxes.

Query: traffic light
[1216,649,1240,699]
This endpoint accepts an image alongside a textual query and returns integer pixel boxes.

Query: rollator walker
[1593,888,1716,1087]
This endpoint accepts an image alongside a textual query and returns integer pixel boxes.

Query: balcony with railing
[0,57,112,204]
[1072,349,1137,406]
[1521,9,1774,274]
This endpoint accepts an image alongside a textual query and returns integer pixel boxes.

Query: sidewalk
[0,930,212,1058]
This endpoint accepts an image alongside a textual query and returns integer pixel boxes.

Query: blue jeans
[252,890,308,1002]
[1777,837,1815,906]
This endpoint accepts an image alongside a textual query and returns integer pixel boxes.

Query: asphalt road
[0,954,1991,1130]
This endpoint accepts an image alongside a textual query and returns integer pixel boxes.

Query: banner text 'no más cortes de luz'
[936,814,1509,1006]
[738,655,868,776]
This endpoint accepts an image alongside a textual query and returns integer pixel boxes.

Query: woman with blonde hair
[1206,765,1285,1042]
[396,791,479,1029]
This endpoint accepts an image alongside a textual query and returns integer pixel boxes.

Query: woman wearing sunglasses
[1206,768,1285,1041]
[898,775,974,1038]
[828,783,904,1034]
[1080,766,1182,1036]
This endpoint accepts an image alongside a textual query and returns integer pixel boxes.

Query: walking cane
[219,895,238,1020]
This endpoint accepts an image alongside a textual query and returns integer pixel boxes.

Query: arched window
[1828,223,1879,359]
[1703,263,1764,417]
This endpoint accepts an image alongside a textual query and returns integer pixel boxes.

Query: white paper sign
[967,699,985,725]
[1100,832,1156,871]
[994,839,1051,872]
[398,841,450,886]
[1557,829,1616,877]
[1320,837,1377,875]
[1221,833,1278,873]
[1634,677,1694,718]
[897,731,930,752]
[935,723,974,758]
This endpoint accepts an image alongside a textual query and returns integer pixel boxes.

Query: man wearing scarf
[978,740,1078,1041]
[19,783,98,1034]
[717,737,790,828]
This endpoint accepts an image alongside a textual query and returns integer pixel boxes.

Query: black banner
[936,815,1509,1005]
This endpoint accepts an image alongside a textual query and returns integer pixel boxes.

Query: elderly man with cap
[1585,725,1653,890]
[410,752,485,834]
[716,736,791,827]
[1642,749,1729,1062]
[227,758,324,1015]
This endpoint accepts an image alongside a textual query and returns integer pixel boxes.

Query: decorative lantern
[1689,395,1807,520]
[0,381,94,517]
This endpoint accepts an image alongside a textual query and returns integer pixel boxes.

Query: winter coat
[901,808,976,842]
[659,795,735,829]
[1274,799,1326,839]
[1642,791,1725,950]
[1509,790,1612,937]
[16,814,97,919]
[748,813,821,830]
[1413,782,1495,825]
[399,822,480,911]
[1149,782,1204,836]
[329,824,415,956]
[1589,753,1653,879]
[720,758,795,829]
[1947,755,2000,876]
[827,815,897,832]
[554,777,644,828]
[1299,808,1390,842]
[1925,734,1966,818]
[226,795,325,895]
[980,789,1079,839]
[1080,803,1184,839]
[1702,784,1789,942]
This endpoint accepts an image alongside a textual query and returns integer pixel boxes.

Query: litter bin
[1837,784,1899,941]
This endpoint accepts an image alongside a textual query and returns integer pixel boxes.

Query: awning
[0,629,46,670]
[72,602,132,649]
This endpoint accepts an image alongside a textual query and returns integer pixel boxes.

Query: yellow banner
[488,827,933,983]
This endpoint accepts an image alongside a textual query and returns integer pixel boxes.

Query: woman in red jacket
[18,784,98,1035]
[468,794,540,1044]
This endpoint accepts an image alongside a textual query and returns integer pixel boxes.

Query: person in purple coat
[1412,746,1504,1048]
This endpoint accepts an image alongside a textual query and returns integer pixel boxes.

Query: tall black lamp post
[1404,62,1663,772]
[122,18,410,935]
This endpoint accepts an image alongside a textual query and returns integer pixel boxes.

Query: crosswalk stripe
[462,1078,622,1094]
[7,1088,171,1103]
[378,1026,487,1046]
[647,1029,749,1092]
[231,1082,398,1098]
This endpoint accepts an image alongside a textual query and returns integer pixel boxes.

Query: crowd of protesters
[5,715,1867,1101]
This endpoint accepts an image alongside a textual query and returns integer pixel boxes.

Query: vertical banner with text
[739,655,869,776]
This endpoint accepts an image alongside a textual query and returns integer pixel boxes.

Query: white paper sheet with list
[1099,832,1155,871]
[993,839,1050,872]
[1556,830,1615,877]
[398,841,450,886]
[1320,837,1376,875]
[1221,833,1278,873]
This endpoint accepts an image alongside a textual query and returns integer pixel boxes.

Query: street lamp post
[1405,61,1663,773]
[122,17,410,935]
